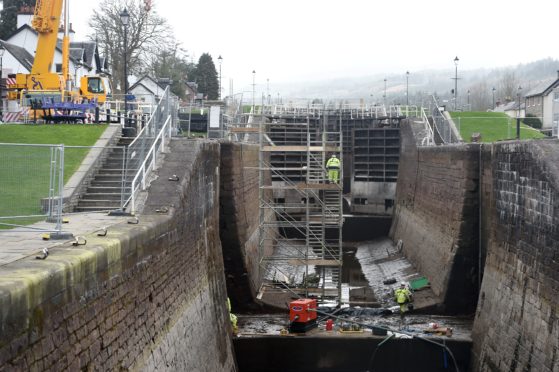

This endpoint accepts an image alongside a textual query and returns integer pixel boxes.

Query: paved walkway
[0,212,128,266]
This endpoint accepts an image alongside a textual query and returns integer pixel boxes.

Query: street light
[120,8,130,126]
[516,85,522,139]
[467,89,470,107]
[492,87,496,110]
[383,78,387,105]
[453,56,459,111]
[266,78,270,105]
[217,55,222,100]
[252,70,256,111]
[0,43,5,119]
[406,71,409,106]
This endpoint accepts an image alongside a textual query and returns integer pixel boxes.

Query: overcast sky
[70,0,559,97]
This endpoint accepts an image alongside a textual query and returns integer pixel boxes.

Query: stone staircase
[74,137,135,212]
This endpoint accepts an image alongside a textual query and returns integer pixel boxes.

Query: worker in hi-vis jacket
[394,282,413,318]
[326,154,341,183]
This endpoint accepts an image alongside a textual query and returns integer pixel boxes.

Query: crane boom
[8,0,109,108]
[31,0,64,74]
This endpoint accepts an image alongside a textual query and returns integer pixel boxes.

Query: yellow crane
[9,0,108,105]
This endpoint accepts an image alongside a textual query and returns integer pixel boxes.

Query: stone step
[81,193,125,201]
[74,206,122,212]
[87,186,130,194]
[94,174,136,181]
[75,199,122,208]
[96,169,138,176]
[90,180,131,188]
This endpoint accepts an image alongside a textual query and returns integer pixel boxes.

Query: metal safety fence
[0,143,65,233]
[429,95,461,144]
[122,86,178,214]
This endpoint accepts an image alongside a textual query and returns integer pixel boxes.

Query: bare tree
[88,0,173,94]
[499,70,518,102]
[468,82,491,111]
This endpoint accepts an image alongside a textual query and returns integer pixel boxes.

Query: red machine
[288,299,318,333]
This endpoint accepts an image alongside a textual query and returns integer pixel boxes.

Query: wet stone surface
[240,237,472,340]
[237,314,473,341]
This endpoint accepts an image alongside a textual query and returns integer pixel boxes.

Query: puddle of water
[341,247,378,307]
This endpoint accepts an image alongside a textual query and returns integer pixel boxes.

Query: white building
[128,76,169,106]
[524,71,559,129]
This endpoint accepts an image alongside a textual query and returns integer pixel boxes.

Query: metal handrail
[420,107,435,146]
[128,115,172,214]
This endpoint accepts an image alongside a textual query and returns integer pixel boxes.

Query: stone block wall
[0,140,236,371]
[390,122,480,313]
[219,142,274,310]
[471,140,559,372]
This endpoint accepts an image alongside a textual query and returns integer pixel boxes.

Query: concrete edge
[0,213,171,345]
[442,111,464,142]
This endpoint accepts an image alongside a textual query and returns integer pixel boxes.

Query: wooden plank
[261,146,341,152]
[229,127,260,133]
[261,183,341,191]
[295,183,341,190]
[287,259,341,266]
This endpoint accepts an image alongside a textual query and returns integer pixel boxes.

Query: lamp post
[217,55,222,100]
[266,78,270,105]
[0,44,5,119]
[492,87,496,110]
[252,70,256,112]
[383,78,387,105]
[453,56,459,111]
[406,71,410,106]
[120,8,130,126]
[516,85,522,139]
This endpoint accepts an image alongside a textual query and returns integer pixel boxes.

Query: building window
[554,91,559,101]
[55,64,62,73]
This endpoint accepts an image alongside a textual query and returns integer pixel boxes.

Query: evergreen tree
[194,53,218,100]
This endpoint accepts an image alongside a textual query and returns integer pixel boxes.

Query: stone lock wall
[390,122,480,313]
[219,142,274,310]
[0,140,236,371]
[471,140,559,372]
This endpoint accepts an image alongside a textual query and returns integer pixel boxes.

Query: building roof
[525,78,559,98]
[129,82,156,96]
[129,75,166,93]
[68,41,97,68]
[0,39,35,71]
[69,48,84,63]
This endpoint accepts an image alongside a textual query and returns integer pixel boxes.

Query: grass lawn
[449,112,546,143]
[0,124,108,227]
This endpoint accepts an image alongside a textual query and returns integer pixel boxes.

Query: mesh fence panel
[0,143,62,229]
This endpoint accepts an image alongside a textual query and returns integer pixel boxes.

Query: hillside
[278,58,559,109]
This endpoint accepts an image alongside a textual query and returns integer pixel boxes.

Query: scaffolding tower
[258,108,343,304]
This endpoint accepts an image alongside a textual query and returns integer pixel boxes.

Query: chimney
[557,70,559,79]
[69,23,75,42]
[17,6,34,28]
